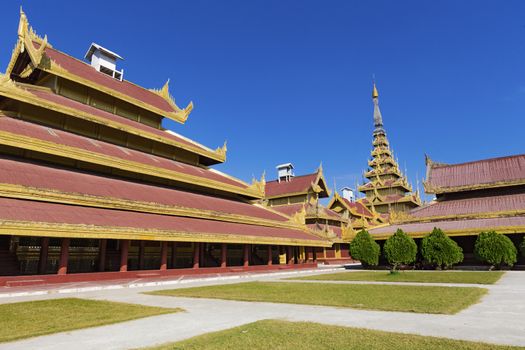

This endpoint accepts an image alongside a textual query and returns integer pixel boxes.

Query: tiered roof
[264,166,330,199]
[7,10,192,123]
[0,81,224,164]
[369,153,525,240]
[424,154,525,194]
[0,10,330,248]
[327,192,384,233]
[263,165,351,242]
[358,84,420,214]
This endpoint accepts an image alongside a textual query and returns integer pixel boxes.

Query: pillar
[299,246,306,263]
[138,241,145,270]
[199,243,205,267]
[38,237,49,274]
[243,244,250,267]
[267,245,273,266]
[220,243,227,268]
[193,242,200,269]
[304,246,309,263]
[335,243,342,259]
[279,246,286,265]
[57,238,70,275]
[98,239,107,272]
[312,247,317,262]
[171,242,177,269]
[120,239,129,272]
[160,241,168,271]
[286,246,294,265]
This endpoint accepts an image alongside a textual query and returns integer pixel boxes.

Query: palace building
[327,188,384,232]
[369,154,525,264]
[0,10,332,284]
[357,84,421,217]
[263,163,355,264]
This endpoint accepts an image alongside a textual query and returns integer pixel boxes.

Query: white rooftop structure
[85,43,124,81]
[340,186,355,202]
[276,163,294,182]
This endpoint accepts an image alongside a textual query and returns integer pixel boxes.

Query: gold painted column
[335,243,342,259]
[304,246,309,263]
[279,246,286,265]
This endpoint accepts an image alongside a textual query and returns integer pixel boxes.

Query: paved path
[1,270,524,349]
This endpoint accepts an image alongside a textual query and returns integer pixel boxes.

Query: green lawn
[144,320,522,350]
[0,298,181,343]
[290,271,505,284]
[147,281,487,314]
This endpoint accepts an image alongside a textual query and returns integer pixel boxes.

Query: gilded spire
[372,82,384,134]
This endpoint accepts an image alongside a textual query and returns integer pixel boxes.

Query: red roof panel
[0,157,286,222]
[341,198,374,217]
[410,193,525,218]
[369,216,525,236]
[272,204,304,217]
[0,198,324,242]
[0,116,246,189]
[265,173,318,197]
[43,46,177,114]
[427,154,525,191]
[27,88,210,154]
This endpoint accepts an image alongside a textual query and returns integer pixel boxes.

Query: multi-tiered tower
[358,84,420,216]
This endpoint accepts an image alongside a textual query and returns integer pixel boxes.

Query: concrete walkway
[0,270,524,349]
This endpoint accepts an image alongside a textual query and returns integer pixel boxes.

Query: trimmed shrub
[383,229,417,272]
[349,230,380,267]
[474,231,517,269]
[421,227,463,269]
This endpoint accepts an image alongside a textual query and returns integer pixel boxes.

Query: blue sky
[1,1,524,201]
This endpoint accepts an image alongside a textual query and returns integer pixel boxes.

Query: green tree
[474,231,517,269]
[383,229,417,272]
[421,228,463,269]
[521,236,525,259]
[349,230,380,267]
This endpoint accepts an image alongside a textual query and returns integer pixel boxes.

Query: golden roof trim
[248,171,266,197]
[149,79,194,123]
[390,209,525,225]
[0,220,331,247]
[423,179,525,195]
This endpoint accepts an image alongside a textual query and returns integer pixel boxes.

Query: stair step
[6,279,45,287]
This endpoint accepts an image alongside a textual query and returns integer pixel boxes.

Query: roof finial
[18,6,29,40]
[372,79,383,131]
[372,75,379,99]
